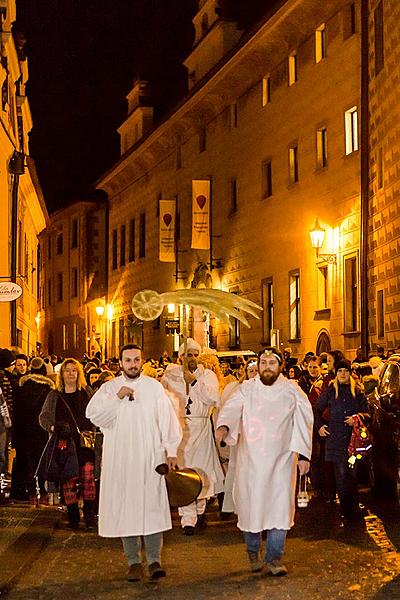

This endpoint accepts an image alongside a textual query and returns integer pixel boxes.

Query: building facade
[38,199,107,359]
[0,0,48,354]
[96,0,365,360]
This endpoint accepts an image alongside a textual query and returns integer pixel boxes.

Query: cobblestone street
[1,495,400,600]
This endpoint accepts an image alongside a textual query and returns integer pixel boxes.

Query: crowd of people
[0,341,391,582]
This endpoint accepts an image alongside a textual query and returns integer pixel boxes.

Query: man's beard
[260,370,280,386]
[123,367,141,380]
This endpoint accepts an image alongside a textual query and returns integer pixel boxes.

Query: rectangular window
[199,127,206,153]
[56,272,63,302]
[112,229,118,269]
[129,218,135,262]
[317,265,328,309]
[316,127,328,168]
[176,145,182,170]
[377,146,383,189]
[261,75,271,106]
[71,267,78,298]
[119,317,125,347]
[289,270,300,340]
[230,179,238,214]
[345,107,358,155]
[289,145,299,183]
[71,219,78,248]
[343,3,356,39]
[230,103,238,129]
[262,160,272,198]
[120,224,126,266]
[73,323,78,349]
[56,233,63,255]
[62,324,68,351]
[344,255,358,332]
[315,24,326,63]
[288,53,297,85]
[48,236,52,260]
[139,213,146,258]
[374,1,384,76]
[48,278,52,306]
[261,278,274,345]
[377,289,384,338]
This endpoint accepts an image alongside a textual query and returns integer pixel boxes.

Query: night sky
[15,1,271,213]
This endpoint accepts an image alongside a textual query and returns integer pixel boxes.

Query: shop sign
[0,282,23,302]
[165,318,180,335]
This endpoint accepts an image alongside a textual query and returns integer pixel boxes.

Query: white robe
[217,374,313,532]
[161,364,224,499]
[86,374,181,538]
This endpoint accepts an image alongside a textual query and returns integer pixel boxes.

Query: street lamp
[96,303,105,317]
[309,219,337,264]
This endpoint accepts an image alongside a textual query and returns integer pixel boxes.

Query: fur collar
[19,373,55,389]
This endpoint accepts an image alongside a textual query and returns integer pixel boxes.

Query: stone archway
[316,330,331,355]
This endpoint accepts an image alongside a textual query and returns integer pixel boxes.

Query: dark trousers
[331,459,358,518]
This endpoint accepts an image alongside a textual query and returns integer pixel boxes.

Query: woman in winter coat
[10,357,54,501]
[316,359,369,522]
[39,358,96,529]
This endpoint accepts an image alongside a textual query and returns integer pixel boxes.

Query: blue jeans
[121,532,163,566]
[243,529,287,563]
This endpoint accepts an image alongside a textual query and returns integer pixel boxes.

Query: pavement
[1,495,400,600]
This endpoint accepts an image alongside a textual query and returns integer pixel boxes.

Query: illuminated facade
[98,0,365,359]
[0,0,48,354]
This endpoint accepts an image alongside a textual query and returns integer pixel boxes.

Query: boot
[67,502,80,529]
[83,500,97,530]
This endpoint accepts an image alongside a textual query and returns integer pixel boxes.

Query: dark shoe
[247,550,262,572]
[127,563,143,582]
[265,559,288,576]
[196,513,207,529]
[183,525,195,536]
[148,561,166,580]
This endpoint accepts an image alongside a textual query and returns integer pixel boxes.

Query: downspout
[360,0,370,357]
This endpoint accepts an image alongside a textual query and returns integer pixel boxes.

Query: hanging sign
[159,199,176,262]
[0,282,22,302]
[191,179,210,250]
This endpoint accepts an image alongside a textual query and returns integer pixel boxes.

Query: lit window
[289,145,299,183]
[62,324,68,351]
[316,128,328,168]
[317,266,328,309]
[315,24,326,63]
[345,107,358,155]
[288,53,297,86]
[289,270,300,340]
[261,76,271,106]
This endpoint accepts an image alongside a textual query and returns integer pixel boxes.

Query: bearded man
[216,348,313,576]
[86,344,181,583]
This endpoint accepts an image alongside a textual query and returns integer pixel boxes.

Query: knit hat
[0,348,16,369]
[30,357,47,376]
[335,359,352,374]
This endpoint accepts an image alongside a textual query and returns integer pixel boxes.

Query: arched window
[316,330,331,355]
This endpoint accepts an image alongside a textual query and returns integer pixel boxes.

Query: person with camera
[39,358,96,529]
[316,359,369,523]
[86,344,181,583]
[216,348,313,576]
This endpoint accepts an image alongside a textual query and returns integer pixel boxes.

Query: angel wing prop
[131,288,262,328]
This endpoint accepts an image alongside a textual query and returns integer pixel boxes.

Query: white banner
[159,199,176,262]
[191,179,210,250]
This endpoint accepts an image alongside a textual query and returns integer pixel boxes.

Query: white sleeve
[289,384,314,459]
[157,386,182,457]
[193,368,220,407]
[216,385,245,445]
[85,383,121,429]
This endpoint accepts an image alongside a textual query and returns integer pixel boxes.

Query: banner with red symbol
[191,179,210,250]
[159,199,176,262]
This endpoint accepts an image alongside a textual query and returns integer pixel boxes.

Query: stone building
[0,0,48,354]
[38,199,107,359]
[97,0,365,359]
[367,0,400,353]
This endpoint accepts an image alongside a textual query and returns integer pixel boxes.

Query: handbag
[59,395,97,450]
[347,414,372,467]
[297,475,309,508]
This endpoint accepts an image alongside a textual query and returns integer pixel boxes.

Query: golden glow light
[167,303,175,314]
[106,304,114,320]
[96,303,105,317]
[309,219,325,255]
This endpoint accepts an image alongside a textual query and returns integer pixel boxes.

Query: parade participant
[216,348,313,576]
[316,359,369,522]
[0,349,16,479]
[86,344,181,582]
[12,354,29,380]
[161,338,224,535]
[39,358,96,529]
[0,386,11,502]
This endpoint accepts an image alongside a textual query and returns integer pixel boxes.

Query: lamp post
[309,219,337,264]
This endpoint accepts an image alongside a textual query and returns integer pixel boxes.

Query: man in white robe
[86,344,181,582]
[161,338,224,535]
[216,348,313,576]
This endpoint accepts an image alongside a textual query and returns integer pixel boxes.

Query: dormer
[118,80,153,155]
[184,0,242,90]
